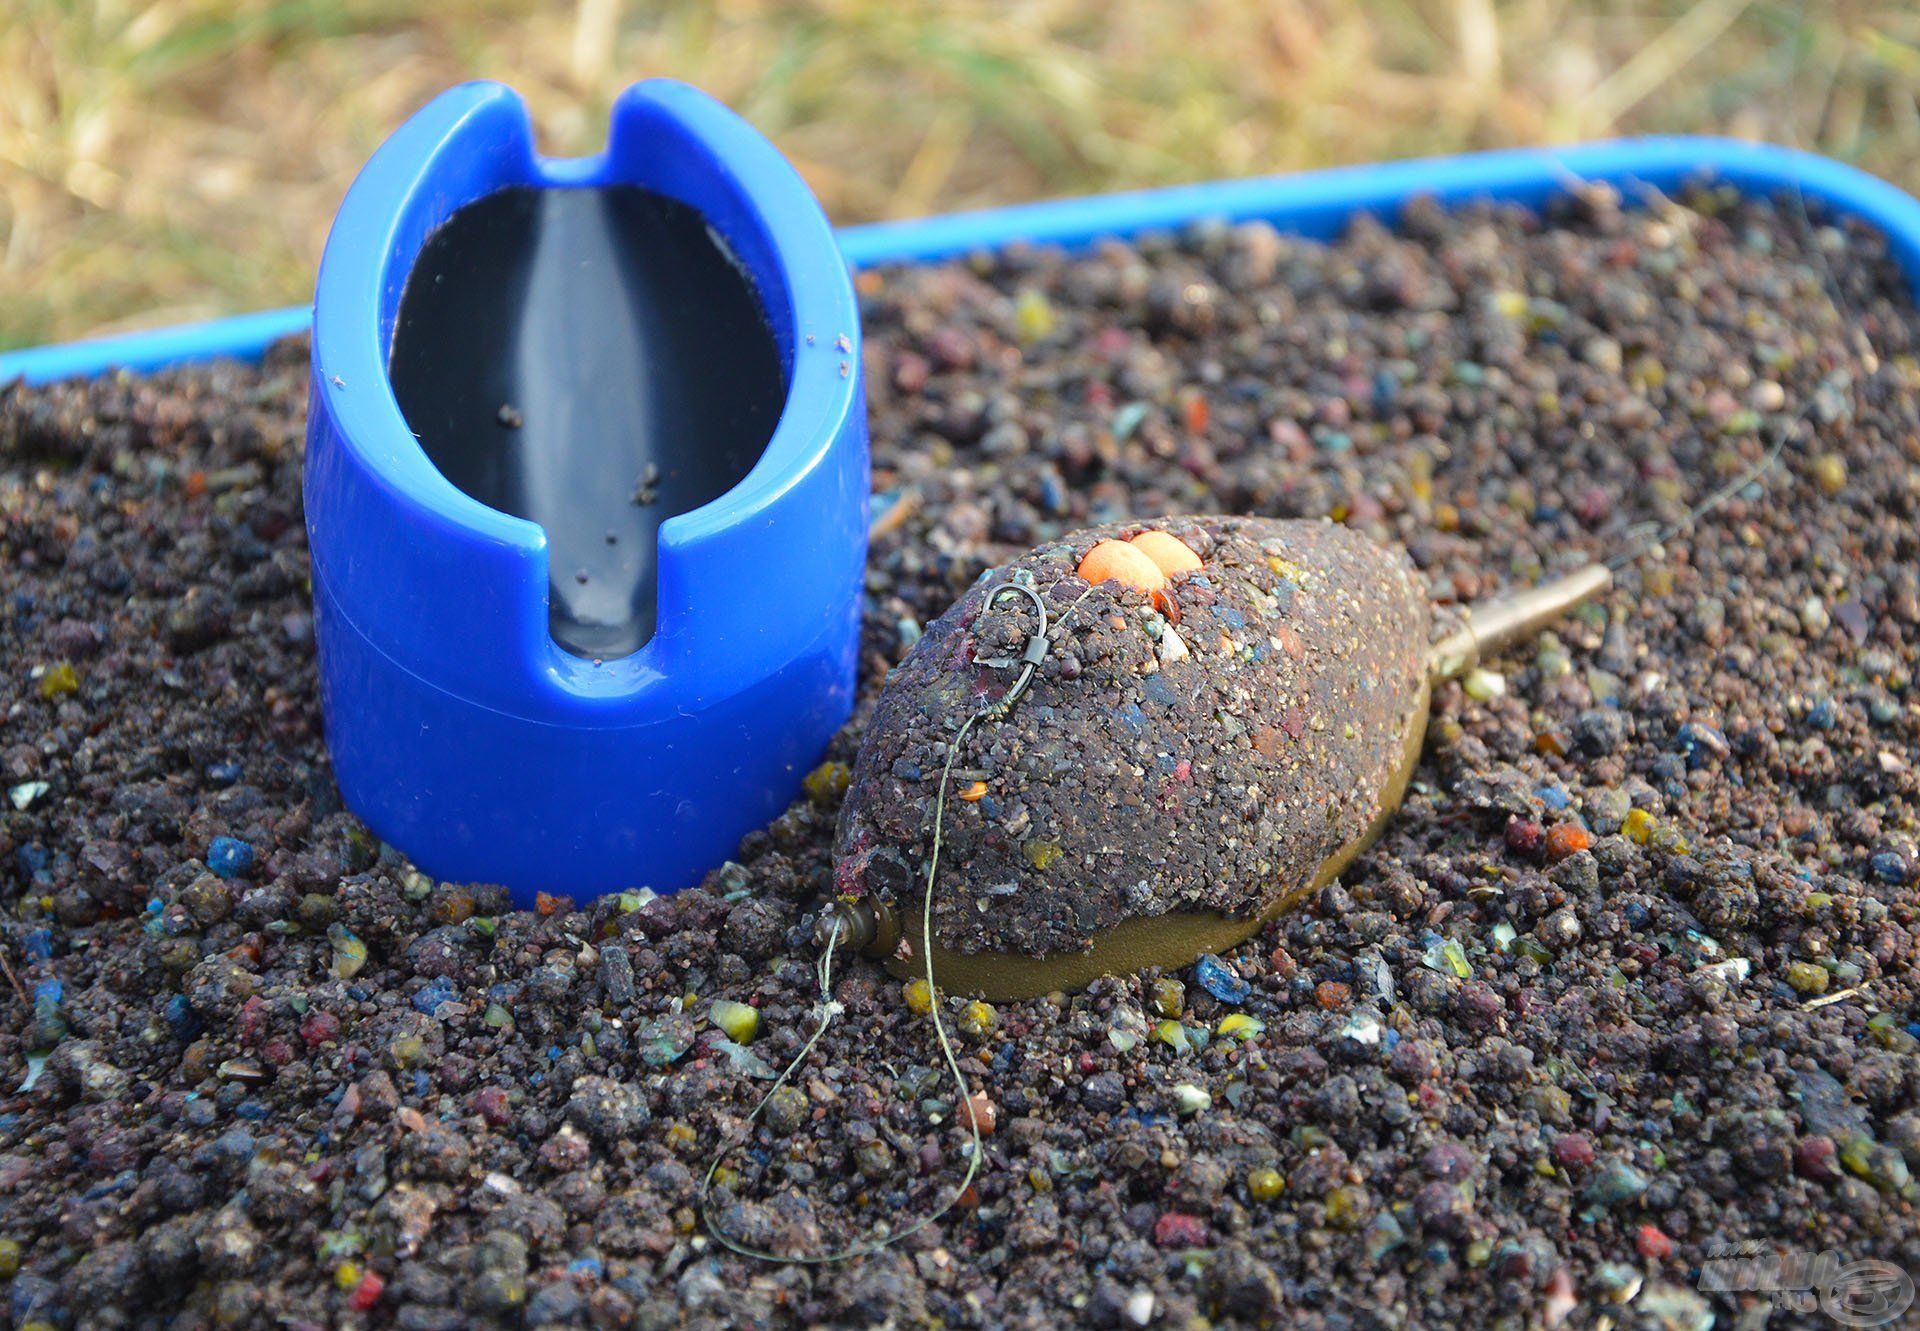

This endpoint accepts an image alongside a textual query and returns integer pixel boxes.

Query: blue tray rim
[6,133,1919,386]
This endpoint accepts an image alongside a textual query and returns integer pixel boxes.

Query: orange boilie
[1076,539,1166,592]
[1076,530,1202,591]
[1128,530,1202,576]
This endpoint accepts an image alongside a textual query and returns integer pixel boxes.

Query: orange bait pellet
[1078,539,1167,592]
[1129,530,1203,577]
[1544,825,1591,861]
[958,780,988,802]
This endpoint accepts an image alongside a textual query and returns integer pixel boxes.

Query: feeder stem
[1429,562,1613,682]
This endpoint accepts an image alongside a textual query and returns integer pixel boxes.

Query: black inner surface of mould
[389,185,786,659]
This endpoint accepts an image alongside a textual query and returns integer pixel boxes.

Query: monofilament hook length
[699,578,1063,1264]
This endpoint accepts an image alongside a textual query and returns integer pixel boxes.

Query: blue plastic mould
[8,130,1920,905]
[303,80,868,903]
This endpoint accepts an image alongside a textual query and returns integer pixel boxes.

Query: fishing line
[1604,397,1814,573]
[700,578,1090,1264]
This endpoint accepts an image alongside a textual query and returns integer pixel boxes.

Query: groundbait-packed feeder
[303,80,867,904]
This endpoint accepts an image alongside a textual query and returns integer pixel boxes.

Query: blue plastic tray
[6,135,1920,385]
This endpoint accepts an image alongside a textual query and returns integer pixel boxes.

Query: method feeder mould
[826,516,1617,1001]
[304,80,866,903]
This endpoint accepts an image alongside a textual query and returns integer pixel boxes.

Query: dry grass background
[3,0,1920,349]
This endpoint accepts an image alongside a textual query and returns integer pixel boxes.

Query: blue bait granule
[412,977,458,1015]
[1675,722,1729,770]
[1040,472,1068,515]
[1195,953,1251,1005]
[207,836,256,880]
[16,844,51,881]
[165,994,203,1040]
[1371,369,1398,411]
[1870,851,1912,886]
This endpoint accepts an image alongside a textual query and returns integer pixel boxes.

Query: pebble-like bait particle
[1462,667,1506,701]
[347,1271,385,1311]
[803,761,850,807]
[958,1000,997,1038]
[36,662,78,700]
[1340,1010,1383,1045]
[1248,1167,1285,1202]
[1422,937,1472,979]
[1171,1084,1212,1115]
[1584,1159,1648,1209]
[1024,839,1064,871]
[1543,825,1590,861]
[1622,808,1656,844]
[708,999,760,1043]
[328,925,368,980]
[1150,1020,1191,1052]
[905,979,934,1015]
[1785,962,1829,995]
[1813,453,1847,495]
[1194,954,1251,1004]
[1014,289,1056,343]
[207,836,256,880]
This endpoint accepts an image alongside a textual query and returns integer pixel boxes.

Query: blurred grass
[3,0,1920,348]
